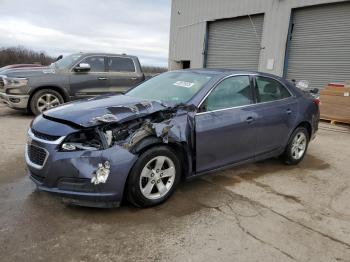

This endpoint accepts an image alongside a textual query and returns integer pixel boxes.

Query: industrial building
[169,0,350,89]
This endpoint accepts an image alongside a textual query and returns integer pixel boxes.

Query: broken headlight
[60,130,103,151]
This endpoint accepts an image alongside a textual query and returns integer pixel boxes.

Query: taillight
[313,98,320,106]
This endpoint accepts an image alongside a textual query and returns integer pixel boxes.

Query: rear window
[256,76,291,102]
[109,57,135,72]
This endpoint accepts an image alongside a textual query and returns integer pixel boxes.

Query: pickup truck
[0,53,145,115]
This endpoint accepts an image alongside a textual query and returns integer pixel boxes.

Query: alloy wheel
[291,132,307,160]
[36,93,61,112]
[139,156,176,200]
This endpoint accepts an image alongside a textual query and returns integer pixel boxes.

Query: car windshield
[52,54,82,69]
[126,71,213,104]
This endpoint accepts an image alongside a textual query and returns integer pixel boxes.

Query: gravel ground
[1,104,350,262]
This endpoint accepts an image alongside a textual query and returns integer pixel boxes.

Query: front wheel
[30,89,64,115]
[282,127,309,165]
[127,146,181,207]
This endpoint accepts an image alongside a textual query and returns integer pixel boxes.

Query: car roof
[76,52,139,59]
[179,68,285,80]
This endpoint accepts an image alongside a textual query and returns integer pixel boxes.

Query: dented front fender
[27,138,138,202]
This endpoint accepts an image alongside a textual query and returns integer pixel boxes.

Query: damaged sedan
[26,69,319,207]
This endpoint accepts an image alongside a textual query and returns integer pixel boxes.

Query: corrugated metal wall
[169,0,348,76]
[286,2,350,89]
[206,14,264,70]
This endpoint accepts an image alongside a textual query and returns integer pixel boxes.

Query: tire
[127,146,181,207]
[30,89,64,115]
[282,126,309,165]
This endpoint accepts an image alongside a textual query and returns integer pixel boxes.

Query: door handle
[131,77,138,80]
[286,109,292,115]
[246,116,254,123]
[98,77,108,80]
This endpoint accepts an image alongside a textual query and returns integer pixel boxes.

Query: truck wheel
[127,146,181,208]
[30,89,64,115]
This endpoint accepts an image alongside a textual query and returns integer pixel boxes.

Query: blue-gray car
[26,69,320,208]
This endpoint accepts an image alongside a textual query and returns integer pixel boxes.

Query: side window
[256,76,291,102]
[109,57,135,72]
[203,76,253,112]
[79,56,106,72]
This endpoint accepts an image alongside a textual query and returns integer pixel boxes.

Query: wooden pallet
[320,118,350,126]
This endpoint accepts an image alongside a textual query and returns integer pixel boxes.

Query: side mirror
[74,63,91,72]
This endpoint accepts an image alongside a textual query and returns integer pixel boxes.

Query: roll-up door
[206,14,264,70]
[286,2,350,89]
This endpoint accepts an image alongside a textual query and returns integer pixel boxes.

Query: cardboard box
[345,80,350,88]
[320,89,350,123]
[321,88,350,97]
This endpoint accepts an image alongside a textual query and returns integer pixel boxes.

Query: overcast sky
[0,0,171,66]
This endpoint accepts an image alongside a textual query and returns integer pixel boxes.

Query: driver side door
[195,75,258,173]
[69,56,110,99]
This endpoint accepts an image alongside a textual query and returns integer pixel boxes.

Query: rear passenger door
[252,76,297,157]
[107,56,144,94]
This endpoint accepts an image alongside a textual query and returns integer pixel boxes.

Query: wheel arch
[130,136,192,181]
[282,120,312,154]
[122,136,192,204]
[294,121,312,140]
[27,86,69,112]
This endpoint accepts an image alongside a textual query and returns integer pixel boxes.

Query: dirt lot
[1,104,350,262]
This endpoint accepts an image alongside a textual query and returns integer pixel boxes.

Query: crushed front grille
[28,144,47,166]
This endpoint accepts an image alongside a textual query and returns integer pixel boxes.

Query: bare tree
[0,46,55,67]
[141,65,168,75]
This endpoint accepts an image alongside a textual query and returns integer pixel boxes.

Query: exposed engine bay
[60,107,189,153]
[102,109,176,149]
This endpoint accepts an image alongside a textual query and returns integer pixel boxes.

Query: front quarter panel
[27,139,137,202]
[28,116,138,203]
[28,71,70,96]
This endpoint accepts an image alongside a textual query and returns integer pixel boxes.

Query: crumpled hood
[43,94,170,128]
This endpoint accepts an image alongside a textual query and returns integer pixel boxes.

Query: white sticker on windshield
[173,81,194,88]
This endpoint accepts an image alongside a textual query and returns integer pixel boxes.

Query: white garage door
[206,14,264,70]
[286,2,350,89]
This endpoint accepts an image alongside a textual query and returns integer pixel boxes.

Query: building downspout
[283,11,294,78]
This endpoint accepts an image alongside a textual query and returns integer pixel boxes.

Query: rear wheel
[30,89,64,115]
[127,146,181,207]
[282,127,309,165]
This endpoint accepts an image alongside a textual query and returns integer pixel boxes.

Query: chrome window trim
[108,55,136,73]
[196,73,296,116]
[28,128,66,145]
[25,144,49,170]
[196,96,295,116]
